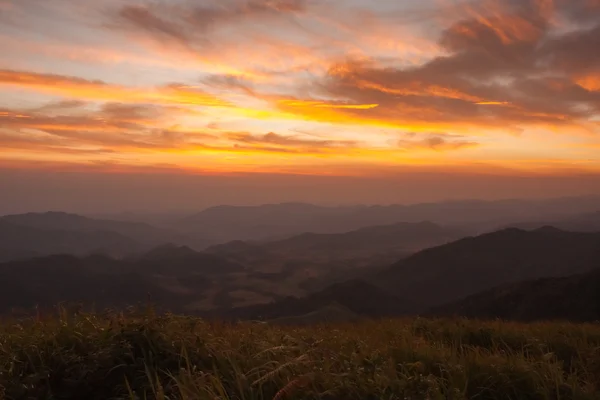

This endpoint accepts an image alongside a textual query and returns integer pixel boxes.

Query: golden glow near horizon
[1,0,599,177]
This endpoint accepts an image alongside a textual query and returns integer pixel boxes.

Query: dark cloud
[227,131,358,150]
[398,133,478,151]
[33,100,87,113]
[113,0,307,47]
[538,24,600,76]
[100,103,165,121]
[558,0,600,24]
[117,5,193,47]
[203,74,256,95]
[283,0,600,129]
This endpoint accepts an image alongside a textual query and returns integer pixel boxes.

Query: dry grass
[1,309,599,399]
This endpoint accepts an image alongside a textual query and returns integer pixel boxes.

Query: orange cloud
[1,0,600,178]
[576,75,600,91]
[0,70,230,107]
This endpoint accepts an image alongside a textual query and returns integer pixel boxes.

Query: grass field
[1,310,599,399]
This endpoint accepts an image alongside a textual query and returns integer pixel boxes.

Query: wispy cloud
[1,0,600,175]
[0,70,230,107]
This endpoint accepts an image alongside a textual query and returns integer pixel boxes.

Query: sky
[1,0,600,212]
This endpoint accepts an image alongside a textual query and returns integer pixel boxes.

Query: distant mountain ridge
[0,212,213,261]
[501,211,600,233]
[175,197,600,242]
[208,221,461,260]
[1,212,174,244]
[0,220,140,262]
[205,221,463,294]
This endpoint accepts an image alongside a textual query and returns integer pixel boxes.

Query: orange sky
[1,0,600,207]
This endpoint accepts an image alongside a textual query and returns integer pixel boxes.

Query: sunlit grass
[0,308,599,399]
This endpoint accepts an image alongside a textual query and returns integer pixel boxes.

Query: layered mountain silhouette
[210,226,600,322]
[432,268,600,322]
[0,245,248,313]
[375,227,600,309]
[176,197,600,242]
[0,220,140,261]
[205,221,463,294]
[1,212,174,244]
[208,221,461,265]
[0,212,213,261]
[3,203,600,322]
[0,254,171,313]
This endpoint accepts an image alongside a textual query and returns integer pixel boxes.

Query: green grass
[1,309,600,399]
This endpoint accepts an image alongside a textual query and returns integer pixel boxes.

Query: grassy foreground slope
[1,312,600,399]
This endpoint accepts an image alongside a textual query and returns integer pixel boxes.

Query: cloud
[538,24,600,77]
[113,0,307,47]
[2,0,600,176]
[117,5,192,47]
[33,100,87,113]
[0,69,230,107]
[397,133,479,151]
[0,103,209,152]
[0,130,116,155]
[203,73,257,95]
[267,0,600,131]
[226,131,358,150]
[0,102,359,157]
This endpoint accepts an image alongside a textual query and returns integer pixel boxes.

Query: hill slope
[0,246,247,313]
[212,279,412,321]
[432,268,600,322]
[376,227,600,310]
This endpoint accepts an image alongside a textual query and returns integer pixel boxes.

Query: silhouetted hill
[432,268,600,322]
[376,227,600,310]
[0,255,176,313]
[1,212,176,245]
[0,220,140,261]
[211,280,412,321]
[0,246,250,313]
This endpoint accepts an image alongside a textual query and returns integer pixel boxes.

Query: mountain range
[1,197,600,322]
[216,227,600,322]
[0,220,139,262]
[173,196,600,242]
